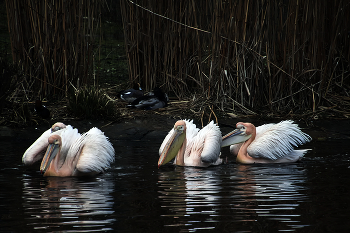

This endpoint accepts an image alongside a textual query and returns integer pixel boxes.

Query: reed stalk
[5,0,102,99]
[120,0,350,116]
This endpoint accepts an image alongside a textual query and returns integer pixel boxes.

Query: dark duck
[35,100,51,119]
[129,87,168,110]
[119,83,143,103]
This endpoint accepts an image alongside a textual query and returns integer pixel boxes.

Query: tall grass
[5,0,102,99]
[121,0,350,116]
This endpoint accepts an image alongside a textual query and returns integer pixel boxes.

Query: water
[1,120,350,232]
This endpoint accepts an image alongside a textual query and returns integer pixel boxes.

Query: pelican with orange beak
[158,120,225,168]
[40,127,115,177]
[22,122,68,166]
[221,120,311,163]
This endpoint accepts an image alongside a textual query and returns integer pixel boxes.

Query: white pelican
[158,120,222,167]
[22,122,68,166]
[129,87,168,110]
[119,83,143,103]
[40,127,115,176]
[221,120,311,164]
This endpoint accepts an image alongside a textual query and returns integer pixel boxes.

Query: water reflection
[22,175,115,232]
[158,163,309,232]
[232,165,308,224]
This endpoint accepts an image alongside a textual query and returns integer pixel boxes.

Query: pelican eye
[52,126,62,132]
[236,124,247,134]
[175,125,184,131]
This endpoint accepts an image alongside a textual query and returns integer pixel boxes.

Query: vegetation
[5,0,101,97]
[1,1,350,126]
[121,0,350,119]
[67,85,116,120]
[0,53,20,112]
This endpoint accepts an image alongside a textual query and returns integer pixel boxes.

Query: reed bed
[5,0,102,99]
[120,0,350,118]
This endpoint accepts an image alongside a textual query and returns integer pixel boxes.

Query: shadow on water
[1,120,350,232]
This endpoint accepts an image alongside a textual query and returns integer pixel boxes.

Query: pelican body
[22,122,68,166]
[158,120,222,167]
[222,120,311,164]
[40,127,115,177]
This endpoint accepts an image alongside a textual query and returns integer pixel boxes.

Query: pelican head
[22,122,68,166]
[158,120,186,168]
[51,122,66,132]
[221,122,252,147]
[40,135,61,174]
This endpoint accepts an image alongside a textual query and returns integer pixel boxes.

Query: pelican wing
[72,128,115,173]
[57,126,81,167]
[247,120,311,160]
[188,121,222,165]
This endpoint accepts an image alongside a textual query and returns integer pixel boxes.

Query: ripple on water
[21,176,115,232]
[157,164,310,232]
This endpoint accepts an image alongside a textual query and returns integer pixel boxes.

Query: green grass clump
[68,85,116,120]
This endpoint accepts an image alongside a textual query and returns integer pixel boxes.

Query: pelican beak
[221,127,251,147]
[40,143,59,173]
[158,127,186,168]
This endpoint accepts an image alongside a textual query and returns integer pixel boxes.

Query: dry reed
[5,0,102,99]
[120,0,350,118]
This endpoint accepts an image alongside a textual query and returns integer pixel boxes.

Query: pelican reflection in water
[157,163,308,231]
[22,176,115,231]
[158,167,222,225]
[158,120,223,168]
[222,120,311,163]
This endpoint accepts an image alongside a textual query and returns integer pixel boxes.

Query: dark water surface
[1,119,350,232]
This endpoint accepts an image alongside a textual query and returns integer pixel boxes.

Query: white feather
[187,121,222,164]
[169,120,222,167]
[246,120,311,160]
[68,127,115,173]
[55,126,81,168]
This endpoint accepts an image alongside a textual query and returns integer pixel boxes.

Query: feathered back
[183,119,200,141]
[70,127,115,173]
[247,120,311,160]
[188,121,222,164]
[59,126,80,159]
